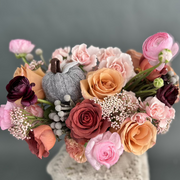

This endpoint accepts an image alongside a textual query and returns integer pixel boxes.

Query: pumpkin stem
[51,58,61,74]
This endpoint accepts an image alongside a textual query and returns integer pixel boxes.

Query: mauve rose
[157,83,179,107]
[25,125,56,159]
[85,131,123,170]
[65,99,111,145]
[0,101,17,130]
[9,39,35,54]
[140,57,168,81]
[6,76,37,106]
[25,104,43,117]
[142,32,179,71]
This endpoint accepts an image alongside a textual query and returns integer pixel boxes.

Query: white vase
[47,144,150,180]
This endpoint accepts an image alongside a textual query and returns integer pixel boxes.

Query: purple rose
[157,83,179,107]
[6,76,37,106]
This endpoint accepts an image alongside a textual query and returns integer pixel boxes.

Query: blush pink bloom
[97,47,121,62]
[98,53,136,86]
[71,44,99,72]
[9,39,35,54]
[142,32,179,71]
[52,46,71,61]
[65,135,87,163]
[25,104,43,117]
[85,131,124,170]
[131,113,152,125]
[0,101,17,130]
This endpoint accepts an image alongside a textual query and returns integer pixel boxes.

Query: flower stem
[37,99,54,106]
[40,54,48,68]
[22,57,29,64]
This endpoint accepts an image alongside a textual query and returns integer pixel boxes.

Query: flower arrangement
[1,32,179,171]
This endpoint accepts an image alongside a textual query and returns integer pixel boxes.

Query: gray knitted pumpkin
[42,59,86,103]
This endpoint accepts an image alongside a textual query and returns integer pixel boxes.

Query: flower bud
[54,100,61,106]
[35,48,43,55]
[153,78,164,88]
[26,54,34,61]
[158,49,172,63]
[170,77,177,84]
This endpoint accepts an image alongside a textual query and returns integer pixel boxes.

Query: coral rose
[25,125,56,159]
[14,63,45,99]
[98,53,136,86]
[65,99,111,145]
[9,39,35,54]
[85,131,124,170]
[65,135,87,163]
[114,118,157,155]
[80,68,124,100]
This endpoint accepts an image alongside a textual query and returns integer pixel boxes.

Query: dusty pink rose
[85,131,124,170]
[97,47,121,62]
[9,39,35,54]
[143,97,175,128]
[71,44,99,71]
[98,53,136,85]
[65,135,87,163]
[25,104,43,117]
[52,46,71,61]
[0,101,17,130]
[142,32,179,70]
[131,113,152,125]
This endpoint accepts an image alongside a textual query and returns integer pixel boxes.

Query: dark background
[0,0,180,179]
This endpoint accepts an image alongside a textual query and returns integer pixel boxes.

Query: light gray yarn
[42,66,86,103]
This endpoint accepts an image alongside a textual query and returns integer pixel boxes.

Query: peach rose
[25,125,56,159]
[112,118,157,155]
[14,63,45,99]
[80,68,124,100]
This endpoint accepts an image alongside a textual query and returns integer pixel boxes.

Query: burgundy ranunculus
[6,76,37,106]
[65,99,111,145]
[157,83,179,107]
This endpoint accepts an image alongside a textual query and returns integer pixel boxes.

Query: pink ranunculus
[142,32,179,71]
[131,112,152,125]
[52,46,71,61]
[25,104,43,117]
[85,131,124,170]
[0,101,17,130]
[9,39,35,54]
[71,44,99,72]
[98,53,136,85]
[97,47,121,62]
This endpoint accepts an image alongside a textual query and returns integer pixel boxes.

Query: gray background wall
[0,0,180,179]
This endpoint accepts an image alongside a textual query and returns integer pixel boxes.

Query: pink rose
[131,113,152,125]
[85,131,124,170]
[98,53,136,85]
[142,32,179,71]
[52,46,71,61]
[25,104,43,117]
[0,101,17,130]
[97,47,121,62]
[9,39,35,54]
[71,44,99,71]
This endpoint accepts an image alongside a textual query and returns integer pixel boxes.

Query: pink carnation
[65,135,87,163]
[131,112,152,125]
[98,53,136,85]
[52,46,71,61]
[25,104,43,117]
[97,47,121,62]
[142,32,179,70]
[0,101,17,130]
[9,39,35,54]
[71,44,99,72]
[85,131,124,170]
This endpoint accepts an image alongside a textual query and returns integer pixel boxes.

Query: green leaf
[43,106,55,119]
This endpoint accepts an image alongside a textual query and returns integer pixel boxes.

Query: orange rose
[25,125,56,159]
[111,118,157,155]
[80,68,124,100]
[14,63,45,99]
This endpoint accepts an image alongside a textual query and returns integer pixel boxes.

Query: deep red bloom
[6,76,37,106]
[157,83,179,107]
